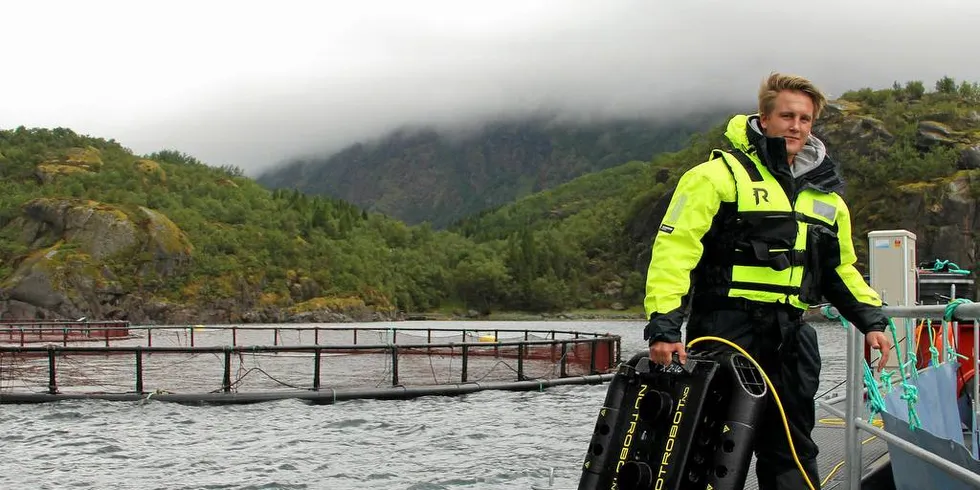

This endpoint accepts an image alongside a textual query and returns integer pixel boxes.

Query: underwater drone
[578,349,768,490]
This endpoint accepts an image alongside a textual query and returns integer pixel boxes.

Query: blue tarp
[881,362,980,490]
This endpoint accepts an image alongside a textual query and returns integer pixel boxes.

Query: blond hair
[758,72,827,120]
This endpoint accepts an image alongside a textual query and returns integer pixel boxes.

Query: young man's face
[759,90,815,160]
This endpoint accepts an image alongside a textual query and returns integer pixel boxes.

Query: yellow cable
[819,435,878,486]
[821,461,846,487]
[687,336,817,490]
[819,416,883,428]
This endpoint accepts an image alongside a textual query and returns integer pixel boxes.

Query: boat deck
[743,398,891,489]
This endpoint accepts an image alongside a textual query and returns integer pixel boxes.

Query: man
[642,72,893,490]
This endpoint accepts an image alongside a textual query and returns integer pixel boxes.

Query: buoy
[478,334,496,342]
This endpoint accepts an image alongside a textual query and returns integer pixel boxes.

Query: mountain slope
[256,113,729,227]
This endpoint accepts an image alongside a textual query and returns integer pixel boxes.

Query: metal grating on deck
[743,400,890,489]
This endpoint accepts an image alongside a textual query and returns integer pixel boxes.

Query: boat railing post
[845,322,863,489]
[952,284,959,349]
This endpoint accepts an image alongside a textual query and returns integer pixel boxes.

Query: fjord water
[0,320,848,490]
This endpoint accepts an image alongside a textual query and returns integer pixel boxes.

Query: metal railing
[0,326,621,403]
[0,320,131,345]
[818,302,980,489]
[0,324,614,350]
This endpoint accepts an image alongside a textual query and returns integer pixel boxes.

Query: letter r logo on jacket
[752,187,769,205]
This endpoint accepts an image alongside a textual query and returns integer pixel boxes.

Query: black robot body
[578,350,767,490]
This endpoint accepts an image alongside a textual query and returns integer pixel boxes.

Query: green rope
[942,299,974,364]
[822,308,905,419]
[944,298,973,322]
[879,370,895,394]
[926,322,940,368]
[932,259,971,275]
[886,316,923,430]
[821,304,843,323]
[816,300,980,432]
[862,361,887,417]
[901,383,923,429]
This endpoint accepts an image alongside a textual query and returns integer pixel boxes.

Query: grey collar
[748,117,826,178]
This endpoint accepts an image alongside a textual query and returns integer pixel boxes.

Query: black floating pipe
[0,374,615,405]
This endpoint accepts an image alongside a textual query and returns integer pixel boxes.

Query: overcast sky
[2,0,979,175]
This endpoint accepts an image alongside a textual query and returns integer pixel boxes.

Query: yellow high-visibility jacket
[643,114,888,344]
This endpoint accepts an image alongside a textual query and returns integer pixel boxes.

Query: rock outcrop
[891,172,979,272]
[0,198,192,321]
[0,197,402,323]
[34,146,103,183]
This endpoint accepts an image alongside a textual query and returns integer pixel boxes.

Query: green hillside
[0,130,485,322]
